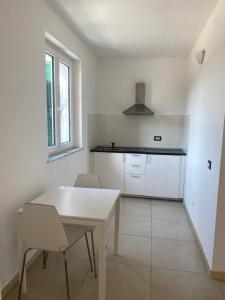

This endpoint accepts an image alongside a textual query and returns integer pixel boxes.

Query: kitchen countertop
[90,146,186,156]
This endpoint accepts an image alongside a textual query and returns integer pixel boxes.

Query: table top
[17,186,120,222]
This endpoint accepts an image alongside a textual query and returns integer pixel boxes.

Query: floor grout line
[151,236,197,243]
[217,284,225,300]
[151,266,208,276]
[150,197,153,300]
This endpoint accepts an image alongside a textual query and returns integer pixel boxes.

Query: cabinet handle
[131,164,141,167]
[147,155,151,163]
[132,154,140,157]
[131,175,140,178]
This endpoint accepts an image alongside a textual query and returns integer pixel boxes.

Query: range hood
[122,82,154,115]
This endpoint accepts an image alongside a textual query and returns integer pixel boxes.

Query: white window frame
[45,43,74,154]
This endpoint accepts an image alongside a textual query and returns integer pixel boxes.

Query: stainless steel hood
[122,82,154,115]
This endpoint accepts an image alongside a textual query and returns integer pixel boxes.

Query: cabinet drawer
[125,153,146,164]
[125,163,146,174]
[125,174,146,195]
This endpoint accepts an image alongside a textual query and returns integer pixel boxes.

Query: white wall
[185,0,225,271]
[88,113,188,149]
[97,58,187,115]
[0,0,97,288]
[88,57,188,149]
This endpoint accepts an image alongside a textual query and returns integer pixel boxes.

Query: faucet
[111,142,115,148]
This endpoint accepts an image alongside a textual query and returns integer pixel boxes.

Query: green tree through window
[45,54,55,147]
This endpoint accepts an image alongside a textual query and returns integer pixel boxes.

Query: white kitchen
[1,1,225,300]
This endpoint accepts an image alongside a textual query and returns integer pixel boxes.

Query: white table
[17,186,121,300]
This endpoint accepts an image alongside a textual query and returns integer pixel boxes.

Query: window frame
[45,43,74,154]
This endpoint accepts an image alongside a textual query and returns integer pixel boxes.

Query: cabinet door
[146,155,181,198]
[93,153,124,192]
[125,174,146,196]
[125,154,147,164]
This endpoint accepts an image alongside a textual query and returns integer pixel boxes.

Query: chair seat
[60,225,88,252]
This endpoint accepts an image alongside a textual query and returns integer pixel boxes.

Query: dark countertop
[90,146,186,156]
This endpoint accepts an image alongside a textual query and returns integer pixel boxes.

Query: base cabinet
[93,152,125,192]
[124,153,146,195]
[146,155,184,199]
[125,174,146,195]
[92,152,185,199]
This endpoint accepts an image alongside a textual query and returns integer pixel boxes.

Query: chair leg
[18,249,30,300]
[42,250,49,268]
[63,252,70,300]
[85,233,93,272]
[91,231,97,278]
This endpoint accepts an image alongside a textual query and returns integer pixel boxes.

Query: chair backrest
[21,203,68,252]
[74,173,101,189]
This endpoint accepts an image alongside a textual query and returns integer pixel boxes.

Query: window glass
[59,62,70,144]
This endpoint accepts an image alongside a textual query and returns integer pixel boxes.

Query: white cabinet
[93,152,125,192]
[126,153,147,164]
[125,174,146,195]
[92,152,186,199]
[146,155,185,199]
[125,154,146,195]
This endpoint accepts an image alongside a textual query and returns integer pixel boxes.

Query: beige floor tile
[4,293,35,300]
[107,234,151,267]
[70,234,97,260]
[152,217,195,241]
[152,238,207,273]
[78,262,151,300]
[151,268,223,300]
[218,281,225,299]
[152,200,188,220]
[108,215,151,237]
[8,253,90,300]
[121,197,151,218]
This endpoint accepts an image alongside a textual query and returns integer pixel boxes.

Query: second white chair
[73,173,101,278]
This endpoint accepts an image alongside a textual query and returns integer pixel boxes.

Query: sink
[97,146,125,151]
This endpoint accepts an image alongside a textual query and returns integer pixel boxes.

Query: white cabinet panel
[125,163,146,175]
[93,153,124,192]
[146,155,181,199]
[125,154,146,164]
[125,174,146,195]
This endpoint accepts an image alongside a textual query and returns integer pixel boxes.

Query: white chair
[18,203,96,300]
[73,173,101,278]
[74,173,101,189]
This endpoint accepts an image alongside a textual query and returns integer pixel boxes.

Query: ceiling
[47,0,218,58]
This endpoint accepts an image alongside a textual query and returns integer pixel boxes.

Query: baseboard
[121,194,183,202]
[183,202,211,274]
[2,251,41,298]
[211,271,225,281]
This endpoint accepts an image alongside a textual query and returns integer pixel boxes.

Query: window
[45,44,74,154]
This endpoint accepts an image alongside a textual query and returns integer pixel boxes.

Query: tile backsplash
[88,113,189,150]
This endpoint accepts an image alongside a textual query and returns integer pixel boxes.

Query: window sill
[47,147,84,163]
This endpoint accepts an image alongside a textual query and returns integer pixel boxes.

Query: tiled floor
[4,198,225,300]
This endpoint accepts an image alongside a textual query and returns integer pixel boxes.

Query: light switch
[154,136,162,141]
[208,160,212,170]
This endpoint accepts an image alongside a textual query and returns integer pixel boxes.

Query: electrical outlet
[208,160,212,170]
[154,136,162,141]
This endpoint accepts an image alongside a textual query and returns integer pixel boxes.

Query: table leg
[98,222,107,300]
[114,195,120,255]
[17,213,27,293]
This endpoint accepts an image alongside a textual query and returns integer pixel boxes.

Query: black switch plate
[208,160,212,170]
[154,136,162,141]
